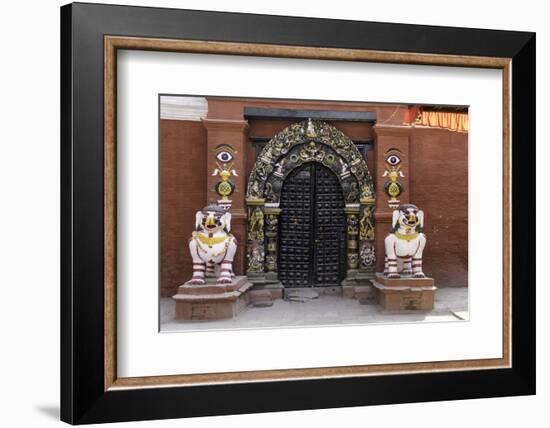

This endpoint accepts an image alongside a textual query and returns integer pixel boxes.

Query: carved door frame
[245,119,376,287]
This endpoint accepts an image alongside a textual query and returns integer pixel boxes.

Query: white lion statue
[384,204,427,279]
[188,204,237,285]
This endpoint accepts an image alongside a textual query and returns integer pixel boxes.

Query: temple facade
[160,96,468,298]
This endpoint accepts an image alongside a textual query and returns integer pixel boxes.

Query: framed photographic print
[60,2,535,424]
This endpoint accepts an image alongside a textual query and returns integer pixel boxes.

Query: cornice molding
[202,118,249,131]
[160,96,208,121]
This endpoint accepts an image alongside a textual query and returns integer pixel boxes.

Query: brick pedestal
[372,273,436,311]
[173,276,253,320]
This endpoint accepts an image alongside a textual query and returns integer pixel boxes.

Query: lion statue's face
[392,204,424,232]
[195,206,231,234]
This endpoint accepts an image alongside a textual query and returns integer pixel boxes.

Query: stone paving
[160,286,468,332]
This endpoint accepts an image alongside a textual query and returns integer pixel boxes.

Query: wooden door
[278,163,346,288]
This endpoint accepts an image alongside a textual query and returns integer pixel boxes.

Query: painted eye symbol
[386,155,401,165]
[216,151,233,163]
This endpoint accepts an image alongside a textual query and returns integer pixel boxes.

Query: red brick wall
[159,120,206,297]
[409,129,468,287]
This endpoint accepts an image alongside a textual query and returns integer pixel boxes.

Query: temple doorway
[245,119,376,289]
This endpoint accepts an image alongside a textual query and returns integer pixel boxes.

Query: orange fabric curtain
[419,110,468,132]
[404,107,468,133]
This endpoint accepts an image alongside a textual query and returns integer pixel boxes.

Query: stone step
[248,289,274,307]
[285,289,319,301]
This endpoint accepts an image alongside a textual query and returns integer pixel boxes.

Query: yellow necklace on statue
[194,232,229,247]
[193,233,233,258]
[395,231,419,241]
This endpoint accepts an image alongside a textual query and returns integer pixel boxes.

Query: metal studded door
[278,163,346,287]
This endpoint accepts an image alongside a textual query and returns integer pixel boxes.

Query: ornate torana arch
[246,119,374,203]
[245,119,376,286]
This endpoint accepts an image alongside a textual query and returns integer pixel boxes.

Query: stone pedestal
[372,273,437,311]
[173,276,253,320]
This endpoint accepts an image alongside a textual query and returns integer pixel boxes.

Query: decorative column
[264,203,282,282]
[373,125,411,273]
[344,204,360,282]
[202,118,249,275]
[358,180,376,278]
[264,202,284,298]
[245,198,265,279]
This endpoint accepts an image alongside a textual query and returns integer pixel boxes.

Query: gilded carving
[346,182,359,203]
[264,182,276,202]
[246,119,373,205]
[211,144,239,210]
[383,149,405,209]
[264,211,280,273]
[248,207,264,241]
[265,213,278,234]
[359,205,375,241]
[360,182,375,202]
[339,158,350,179]
[299,141,326,162]
[360,242,376,268]
[212,162,237,200]
[344,207,360,270]
[265,254,277,272]
[306,117,317,138]
[347,252,359,270]
[247,241,265,273]
[346,213,359,235]
[273,158,286,177]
